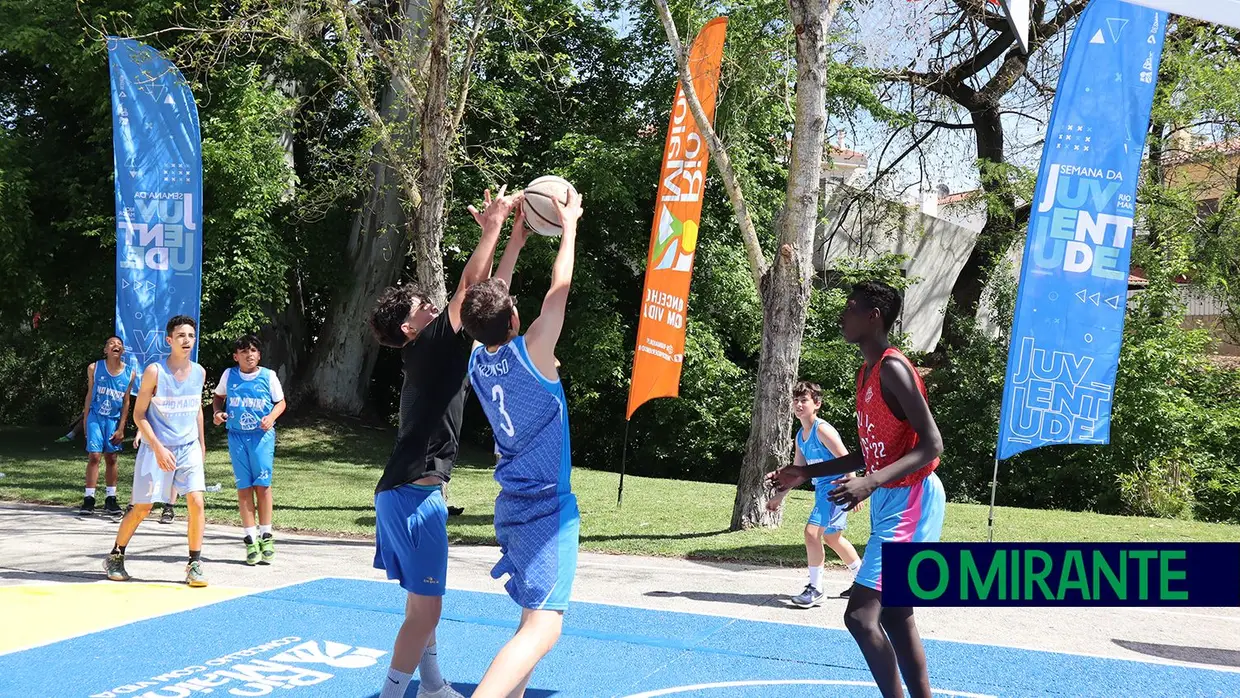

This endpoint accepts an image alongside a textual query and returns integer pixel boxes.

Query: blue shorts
[492,493,579,611]
[808,477,848,532]
[374,485,449,596]
[228,429,275,489]
[132,442,205,504]
[856,472,946,593]
[85,413,122,454]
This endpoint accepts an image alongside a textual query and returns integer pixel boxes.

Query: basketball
[520,175,578,237]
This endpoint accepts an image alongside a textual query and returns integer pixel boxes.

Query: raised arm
[448,187,521,332]
[524,190,582,378]
[494,207,529,289]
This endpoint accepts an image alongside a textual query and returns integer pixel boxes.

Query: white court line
[318,574,1240,675]
[0,574,327,657]
[621,679,995,698]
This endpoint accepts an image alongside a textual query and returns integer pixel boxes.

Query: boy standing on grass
[768,380,862,607]
[365,186,522,698]
[461,190,582,698]
[212,334,286,565]
[78,335,137,519]
[769,281,946,698]
[106,315,210,587]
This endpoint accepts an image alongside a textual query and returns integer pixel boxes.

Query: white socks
[85,488,96,497]
[259,524,273,538]
[419,643,445,691]
[808,565,824,589]
[244,526,259,543]
[106,486,117,497]
[378,668,413,698]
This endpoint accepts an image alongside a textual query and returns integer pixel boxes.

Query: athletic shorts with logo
[373,484,449,596]
[855,472,946,591]
[85,413,123,454]
[808,476,848,532]
[131,441,205,504]
[228,429,275,489]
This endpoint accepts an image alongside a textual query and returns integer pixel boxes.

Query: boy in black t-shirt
[366,186,522,698]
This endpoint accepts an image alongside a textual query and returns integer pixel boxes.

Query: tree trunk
[731,0,836,530]
[259,37,310,394]
[938,103,1017,353]
[412,0,453,308]
[300,0,432,414]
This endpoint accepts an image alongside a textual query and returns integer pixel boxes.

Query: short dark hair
[792,380,822,402]
[105,334,123,345]
[233,334,261,352]
[461,278,515,346]
[850,281,902,333]
[165,315,196,335]
[369,284,429,348]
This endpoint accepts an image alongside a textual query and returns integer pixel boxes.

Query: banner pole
[986,452,1001,543]
[617,420,632,508]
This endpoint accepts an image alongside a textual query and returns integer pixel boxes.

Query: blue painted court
[3,577,1238,697]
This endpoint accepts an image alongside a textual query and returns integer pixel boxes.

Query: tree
[654,0,845,529]
[873,0,1088,355]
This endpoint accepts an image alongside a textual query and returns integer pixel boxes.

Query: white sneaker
[417,682,464,698]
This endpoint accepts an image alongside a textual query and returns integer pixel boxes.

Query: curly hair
[461,278,516,346]
[368,284,428,348]
[232,334,262,353]
[850,280,903,333]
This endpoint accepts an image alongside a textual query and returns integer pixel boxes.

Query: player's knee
[87,453,102,466]
[823,531,842,546]
[879,605,914,630]
[844,604,879,636]
[130,503,153,517]
[185,493,205,512]
[803,525,821,543]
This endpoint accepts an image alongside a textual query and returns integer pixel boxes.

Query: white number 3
[491,384,515,437]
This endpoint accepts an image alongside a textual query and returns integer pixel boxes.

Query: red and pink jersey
[855,347,938,489]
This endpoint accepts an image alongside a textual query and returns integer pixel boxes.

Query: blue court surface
[3,577,1238,697]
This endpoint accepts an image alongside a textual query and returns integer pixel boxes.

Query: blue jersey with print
[468,337,571,501]
[797,418,836,488]
[147,360,206,447]
[224,367,278,432]
[90,360,134,418]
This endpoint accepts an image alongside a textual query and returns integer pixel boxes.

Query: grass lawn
[2,419,1237,567]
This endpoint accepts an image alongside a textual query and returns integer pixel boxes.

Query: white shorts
[132,441,205,504]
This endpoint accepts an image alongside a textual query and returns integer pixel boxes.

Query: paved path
[2,502,1238,671]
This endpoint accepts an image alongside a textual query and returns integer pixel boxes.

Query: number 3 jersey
[468,337,572,502]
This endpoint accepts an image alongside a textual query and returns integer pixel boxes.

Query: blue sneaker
[791,584,824,608]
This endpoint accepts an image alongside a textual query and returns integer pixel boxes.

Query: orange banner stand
[626,16,728,420]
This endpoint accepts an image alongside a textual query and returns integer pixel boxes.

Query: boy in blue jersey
[460,189,582,698]
[212,335,286,565]
[767,381,861,607]
[78,335,137,518]
[365,187,522,698]
[105,315,209,587]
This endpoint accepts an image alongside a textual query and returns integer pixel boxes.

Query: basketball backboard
[996,0,1031,54]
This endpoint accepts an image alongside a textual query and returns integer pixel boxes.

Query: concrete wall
[814,184,981,352]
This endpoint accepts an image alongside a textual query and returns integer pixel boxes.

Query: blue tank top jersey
[797,418,836,487]
[147,360,206,447]
[89,360,135,418]
[468,337,571,499]
[222,367,278,432]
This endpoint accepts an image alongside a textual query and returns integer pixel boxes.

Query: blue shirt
[468,337,571,501]
[215,367,283,433]
[146,360,205,447]
[89,360,135,418]
[796,418,836,488]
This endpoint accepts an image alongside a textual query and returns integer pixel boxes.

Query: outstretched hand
[765,466,806,497]
[556,188,583,229]
[827,473,876,512]
[510,206,530,246]
[467,186,521,230]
